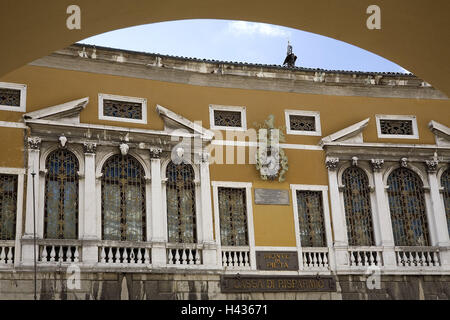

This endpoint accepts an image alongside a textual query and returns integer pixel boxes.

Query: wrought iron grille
[342,167,375,246]
[166,161,197,243]
[289,115,316,132]
[0,88,21,107]
[103,99,143,120]
[387,168,430,246]
[101,154,146,241]
[441,169,450,236]
[217,187,249,246]
[44,149,79,239]
[380,119,413,135]
[296,190,326,247]
[0,174,18,240]
[214,110,242,128]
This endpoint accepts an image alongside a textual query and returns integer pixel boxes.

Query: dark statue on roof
[283,41,297,68]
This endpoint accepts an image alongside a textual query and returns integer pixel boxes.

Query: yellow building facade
[0,44,449,300]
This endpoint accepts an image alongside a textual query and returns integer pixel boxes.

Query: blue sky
[80,19,407,73]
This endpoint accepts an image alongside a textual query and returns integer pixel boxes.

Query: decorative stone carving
[27,137,41,150]
[149,147,163,159]
[425,160,439,173]
[83,142,97,154]
[59,135,67,148]
[400,157,408,168]
[351,156,358,166]
[119,143,129,156]
[197,151,210,164]
[325,157,339,171]
[370,159,384,171]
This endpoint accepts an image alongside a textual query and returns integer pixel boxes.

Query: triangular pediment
[429,120,450,146]
[23,97,89,123]
[320,118,370,145]
[156,104,214,140]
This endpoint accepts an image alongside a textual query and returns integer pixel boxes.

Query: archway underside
[1,0,449,96]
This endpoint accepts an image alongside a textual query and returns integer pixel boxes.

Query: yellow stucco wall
[0,65,449,246]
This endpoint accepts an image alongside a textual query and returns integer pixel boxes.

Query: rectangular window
[376,115,418,139]
[294,189,327,247]
[285,110,321,136]
[217,187,249,246]
[209,105,246,131]
[0,82,27,112]
[98,93,147,124]
[0,174,18,240]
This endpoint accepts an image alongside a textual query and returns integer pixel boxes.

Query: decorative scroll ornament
[254,115,288,182]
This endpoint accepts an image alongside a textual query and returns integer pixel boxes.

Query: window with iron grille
[103,99,143,120]
[0,174,18,240]
[296,190,326,247]
[342,167,375,246]
[166,161,197,243]
[441,169,450,236]
[101,154,146,241]
[0,88,21,107]
[379,119,414,135]
[289,114,316,132]
[44,149,79,239]
[217,187,249,246]
[387,168,430,246]
[213,110,243,128]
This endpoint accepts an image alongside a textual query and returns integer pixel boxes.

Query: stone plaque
[221,275,336,293]
[256,251,298,271]
[254,188,290,205]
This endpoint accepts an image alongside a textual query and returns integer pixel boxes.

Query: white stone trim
[285,109,321,136]
[375,114,419,139]
[209,105,247,131]
[0,121,27,129]
[98,93,147,124]
[212,181,256,269]
[0,167,25,267]
[0,82,27,112]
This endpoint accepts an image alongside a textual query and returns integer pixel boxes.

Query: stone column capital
[370,159,385,172]
[83,142,97,154]
[325,157,339,171]
[27,137,41,150]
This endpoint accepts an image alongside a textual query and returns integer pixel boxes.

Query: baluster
[417,251,423,267]
[374,252,380,266]
[73,247,79,263]
[113,248,119,264]
[130,248,136,264]
[137,248,142,264]
[194,250,201,265]
[323,252,328,268]
[312,252,318,268]
[167,249,173,264]
[187,249,194,265]
[431,252,438,267]
[363,252,369,266]
[58,246,63,262]
[40,246,47,262]
[221,252,226,267]
[7,247,13,264]
[100,247,106,263]
[0,247,5,264]
[181,249,187,265]
[244,251,250,267]
[369,251,375,266]
[356,251,362,266]
[174,249,180,265]
[144,248,150,264]
[236,251,241,267]
[50,246,56,262]
[350,251,356,266]
[395,251,401,266]
[317,252,323,268]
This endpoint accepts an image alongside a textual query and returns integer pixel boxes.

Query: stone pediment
[320,118,370,145]
[428,120,450,147]
[23,97,89,123]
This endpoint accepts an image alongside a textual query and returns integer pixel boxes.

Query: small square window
[0,82,27,112]
[376,115,418,139]
[285,110,321,136]
[209,105,246,131]
[98,93,147,124]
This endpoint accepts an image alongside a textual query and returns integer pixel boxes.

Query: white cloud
[227,21,291,38]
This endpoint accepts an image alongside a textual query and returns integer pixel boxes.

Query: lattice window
[213,110,242,128]
[103,99,143,120]
[296,190,326,247]
[441,169,450,236]
[387,168,430,246]
[166,161,197,243]
[379,119,414,136]
[289,115,316,132]
[218,187,249,246]
[44,149,79,239]
[0,88,21,107]
[342,167,375,246]
[0,174,18,240]
[101,154,146,241]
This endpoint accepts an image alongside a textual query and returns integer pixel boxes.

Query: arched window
[387,167,430,246]
[342,167,375,246]
[101,154,146,241]
[166,161,196,243]
[441,169,450,236]
[44,149,79,239]
[0,174,18,240]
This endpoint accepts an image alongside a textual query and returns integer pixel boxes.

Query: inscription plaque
[254,188,290,205]
[221,275,336,293]
[256,251,298,271]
